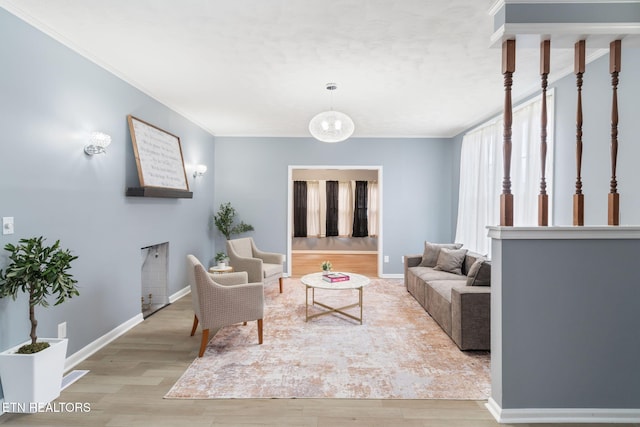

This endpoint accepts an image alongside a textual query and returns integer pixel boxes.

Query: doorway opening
[287,166,382,277]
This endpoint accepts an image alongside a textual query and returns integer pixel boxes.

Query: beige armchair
[186,254,264,357]
[226,237,285,293]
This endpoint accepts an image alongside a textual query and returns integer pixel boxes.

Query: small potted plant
[0,236,79,412]
[321,260,332,274]
[215,251,228,268]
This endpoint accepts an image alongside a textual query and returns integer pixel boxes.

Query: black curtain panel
[325,180,339,236]
[293,181,307,237]
[352,181,369,237]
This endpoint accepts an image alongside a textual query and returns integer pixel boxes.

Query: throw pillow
[433,247,468,275]
[468,260,491,286]
[465,257,485,285]
[419,242,463,267]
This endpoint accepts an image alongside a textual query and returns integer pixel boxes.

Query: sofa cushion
[466,257,485,281]
[467,260,491,286]
[463,251,486,276]
[428,280,466,303]
[419,242,463,267]
[409,267,462,282]
[425,279,466,335]
[433,248,468,275]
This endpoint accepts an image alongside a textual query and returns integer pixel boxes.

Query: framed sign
[127,115,190,192]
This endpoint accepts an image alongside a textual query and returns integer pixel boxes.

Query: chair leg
[190,315,199,336]
[199,329,210,357]
[257,319,263,344]
[279,277,283,293]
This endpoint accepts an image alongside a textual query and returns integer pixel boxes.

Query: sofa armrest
[403,254,422,288]
[450,286,491,350]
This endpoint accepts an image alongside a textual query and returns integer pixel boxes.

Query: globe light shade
[308,110,355,143]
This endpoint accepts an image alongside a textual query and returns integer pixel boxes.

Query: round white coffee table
[300,272,370,324]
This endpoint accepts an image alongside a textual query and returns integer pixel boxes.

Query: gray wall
[0,8,216,400]
[214,137,455,275]
[492,236,640,409]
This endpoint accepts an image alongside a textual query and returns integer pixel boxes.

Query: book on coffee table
[322,272,350,283]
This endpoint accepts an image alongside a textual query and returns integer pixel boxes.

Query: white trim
[491,22,640,46]
[287,165,384,278]
[487,225,640,240]
[380,274,403,279]
[169,285,190,303]
[486,398,640,424]
[63,313,143,372]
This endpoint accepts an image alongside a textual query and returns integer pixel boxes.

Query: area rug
[165,278,490,399]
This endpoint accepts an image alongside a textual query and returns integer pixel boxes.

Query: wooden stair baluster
[608,40,621,226]
[501,39,516,227]
[538,40,550,226]
[574,40,586,226]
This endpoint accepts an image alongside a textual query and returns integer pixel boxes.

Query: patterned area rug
[165,278,490,399]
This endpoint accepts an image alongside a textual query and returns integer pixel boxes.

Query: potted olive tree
[213,202,254,240]
[0,236,79,413]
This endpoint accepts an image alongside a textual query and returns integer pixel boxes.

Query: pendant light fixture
[309,83,355,143]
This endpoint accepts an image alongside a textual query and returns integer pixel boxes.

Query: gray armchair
[226,237,285,293]
[186,254,264,357]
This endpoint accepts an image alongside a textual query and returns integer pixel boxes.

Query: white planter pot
[217,262,226,268]
[0,338,68,413]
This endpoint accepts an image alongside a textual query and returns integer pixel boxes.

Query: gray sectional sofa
[404,242,491,351]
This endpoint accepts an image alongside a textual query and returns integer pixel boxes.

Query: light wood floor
[0,284,634,427]
[291,252,378,277]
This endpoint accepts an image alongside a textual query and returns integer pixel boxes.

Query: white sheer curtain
[338,181,353,236]
[455,92,554,255]
[367,181,379,237]
[306,181,320,237]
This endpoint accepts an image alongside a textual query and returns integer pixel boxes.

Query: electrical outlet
[401,256,405,263]
[58,322,67,339]
[384,255,389,263]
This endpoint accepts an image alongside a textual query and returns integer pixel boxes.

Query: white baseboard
[63,286,191,373]
[64,313,143,372]
[380,274,403,279]
[486,398,640,424]
[169,285,190,303]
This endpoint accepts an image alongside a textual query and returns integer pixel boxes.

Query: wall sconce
[84,131,112,155]
[193,164,207,178]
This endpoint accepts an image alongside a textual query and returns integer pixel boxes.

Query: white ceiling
[0,0,607,138]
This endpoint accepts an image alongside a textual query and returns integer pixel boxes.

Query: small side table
[209,265,234,274]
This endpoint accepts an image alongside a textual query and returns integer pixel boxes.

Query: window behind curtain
[455,91,554,254]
